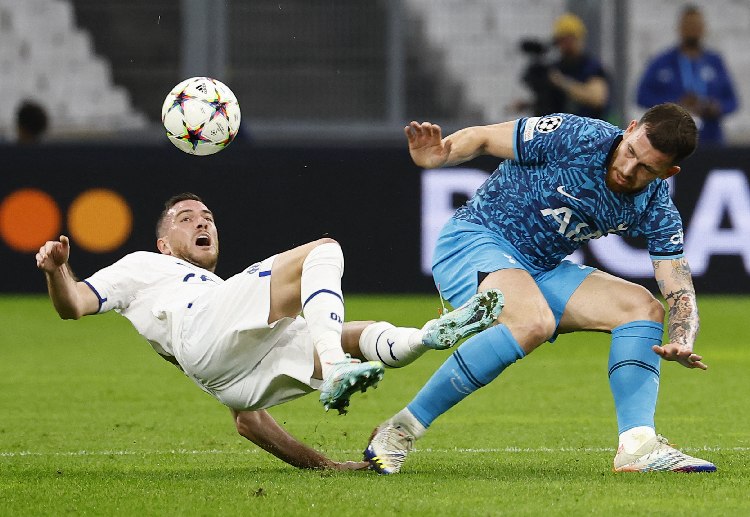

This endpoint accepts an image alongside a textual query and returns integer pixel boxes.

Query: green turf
[1,294,748,516]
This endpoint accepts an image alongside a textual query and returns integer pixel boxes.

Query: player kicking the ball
[365,103,716,475]
[36,192,502,470]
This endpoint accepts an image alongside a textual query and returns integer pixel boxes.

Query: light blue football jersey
[453,114,684,270]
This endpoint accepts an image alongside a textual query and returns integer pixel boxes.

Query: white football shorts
[174,255,320,411]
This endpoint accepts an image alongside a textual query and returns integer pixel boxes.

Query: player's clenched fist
[36,235,71,272]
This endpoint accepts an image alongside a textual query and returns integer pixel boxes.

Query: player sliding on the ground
[36,192,503,470]
[365,103,716,474]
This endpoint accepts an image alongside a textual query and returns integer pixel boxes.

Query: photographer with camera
[517,13,610,119]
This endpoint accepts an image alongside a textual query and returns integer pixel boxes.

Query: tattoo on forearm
[670,257,692,283]
[664,257,699,347]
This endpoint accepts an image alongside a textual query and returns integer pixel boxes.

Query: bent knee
[503,306,556,350]
[304,239,343,271]
[621,287,665,324]
[525,310,557,345]
[311,237,339,248]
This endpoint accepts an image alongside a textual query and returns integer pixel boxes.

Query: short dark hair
[155,192,204,239]
[638,103,698,164]
[681,4,702,18]
[16,101,48,140]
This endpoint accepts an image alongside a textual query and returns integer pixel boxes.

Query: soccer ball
[161,77,241,156]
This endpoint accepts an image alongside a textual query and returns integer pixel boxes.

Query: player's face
[606,121,680,194]
[157,199,219,271]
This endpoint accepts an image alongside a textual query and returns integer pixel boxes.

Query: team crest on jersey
[535,115,562,133]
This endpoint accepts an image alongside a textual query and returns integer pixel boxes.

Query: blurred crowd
[516,6,738,146]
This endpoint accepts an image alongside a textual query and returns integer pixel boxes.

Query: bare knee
[310,237,339,249]
[620,286,665,325]
[503,305,556,352]
[277,238,340,270]
[522,308,557,348]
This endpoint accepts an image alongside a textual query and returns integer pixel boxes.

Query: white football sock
[301,243,347,375]
[619,426,657,454]
[391,407,427,439]
[358,322,427,368]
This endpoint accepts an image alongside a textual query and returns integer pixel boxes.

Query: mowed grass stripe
[2,446,750,458]
[1,294,748,516]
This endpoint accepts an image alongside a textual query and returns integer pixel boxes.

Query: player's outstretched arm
[36,235,100,320]
[233,409,369,471]
[652,257,706,369]
[404,120,516,169]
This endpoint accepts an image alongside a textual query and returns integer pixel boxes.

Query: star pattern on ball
[207,90,230,123]
[162,77,240,155]
[166,88,193,117]
[177,120,212,151]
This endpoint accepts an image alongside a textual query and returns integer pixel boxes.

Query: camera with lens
[519,38,561,115]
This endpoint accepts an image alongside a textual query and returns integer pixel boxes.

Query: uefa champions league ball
[161,77,241,156]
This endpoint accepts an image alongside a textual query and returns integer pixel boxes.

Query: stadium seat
[0,0,145,139]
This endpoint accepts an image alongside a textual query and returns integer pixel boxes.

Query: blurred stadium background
[3,0,750,142]
[0,0,749,295]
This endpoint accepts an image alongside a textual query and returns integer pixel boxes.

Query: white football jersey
[84,251,223,357]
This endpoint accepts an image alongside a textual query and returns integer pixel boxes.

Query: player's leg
[557,269,715,472]
[366,269,553,474]
[408,268,554,420]
[343,321,428,368]
[343,289,504,368]
[268,238,344,367]
[558,270,664,452]
[268,238,384,413]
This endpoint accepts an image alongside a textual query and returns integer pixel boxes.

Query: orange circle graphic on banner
[68,189,132,253]
[0,189,62,252]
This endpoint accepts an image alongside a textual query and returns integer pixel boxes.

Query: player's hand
[652,342,707,370]
[679,93,700,113]
[548,69,567,89]
[331,460,371,471]
[36,235,71,273]
[404,121,452,169]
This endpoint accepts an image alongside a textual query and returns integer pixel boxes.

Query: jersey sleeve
[629,182,684,260]
[83,252,152,313]
[710,52,739,116]
[514,114,585,166]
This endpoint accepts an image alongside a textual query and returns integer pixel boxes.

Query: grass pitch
[1,294,748,516]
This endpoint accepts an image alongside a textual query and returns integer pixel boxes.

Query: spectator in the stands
[16,100,49,144]
[517,13,610,119]
[636,5,739,145]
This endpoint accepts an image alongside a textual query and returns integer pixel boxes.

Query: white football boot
[613,435,717,472]
[318,357,384,414]
[421,288,504,350]
[364,423,415,474]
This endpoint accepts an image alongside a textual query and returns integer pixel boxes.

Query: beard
[682,37,701,50]
[177,246,219,272]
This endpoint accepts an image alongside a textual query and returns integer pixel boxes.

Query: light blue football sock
[407,324,525,428]
[608,320,663,434]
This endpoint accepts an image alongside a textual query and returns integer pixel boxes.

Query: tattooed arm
[652,258,707,370]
